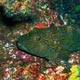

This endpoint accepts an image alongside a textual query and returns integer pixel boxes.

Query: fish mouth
[17,41,46,59]
[17,35,43,57]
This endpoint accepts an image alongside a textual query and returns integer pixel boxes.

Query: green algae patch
[74,5,80,12]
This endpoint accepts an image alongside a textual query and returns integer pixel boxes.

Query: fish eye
[36,36,41,41]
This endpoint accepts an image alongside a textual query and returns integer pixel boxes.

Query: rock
[1,0,33,22]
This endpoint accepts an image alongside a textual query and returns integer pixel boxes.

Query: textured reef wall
[0,0,80,80]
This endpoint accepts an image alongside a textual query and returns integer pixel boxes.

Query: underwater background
[0,0,80,80]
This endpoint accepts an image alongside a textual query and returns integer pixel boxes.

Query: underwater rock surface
[17,26,80,61]
[1,0,33,22]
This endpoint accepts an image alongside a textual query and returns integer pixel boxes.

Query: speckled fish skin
[17,26,80,61]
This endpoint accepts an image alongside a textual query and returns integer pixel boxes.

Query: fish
[17,25,80,61]
[36,23,49,28]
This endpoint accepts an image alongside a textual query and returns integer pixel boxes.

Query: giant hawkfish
[17,26,80,61]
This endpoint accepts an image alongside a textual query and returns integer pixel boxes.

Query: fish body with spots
[17,26,80,61]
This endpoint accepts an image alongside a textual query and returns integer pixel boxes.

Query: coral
[1,0,33,21]
[68,65,80,80]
